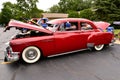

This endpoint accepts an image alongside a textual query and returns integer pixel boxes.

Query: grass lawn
[114,29,120,38]
[114,29,120,34]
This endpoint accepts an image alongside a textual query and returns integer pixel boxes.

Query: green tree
[94,0,120,21]
[79,9,95,20]
[49,5,60,13]
[49,0,94,19]
[0,2,15,25]
[58,0,93,13]
[16,0,40,19]
[67,10,80,18]
[0,0,43,25]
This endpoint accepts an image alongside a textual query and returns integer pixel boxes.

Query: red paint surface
[6,18,113,57]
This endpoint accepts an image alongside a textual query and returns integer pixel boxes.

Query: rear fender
[87,32,113,48]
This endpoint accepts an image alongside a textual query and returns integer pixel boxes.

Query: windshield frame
[46,23,59,32]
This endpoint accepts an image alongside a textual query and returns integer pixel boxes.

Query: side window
[59,23,66,31]
[70,22,78,30]
[80,22,93,30]
[59,22,78,31]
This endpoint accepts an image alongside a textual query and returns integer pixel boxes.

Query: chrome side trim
[48,49,88,58]
[87,43,94,48]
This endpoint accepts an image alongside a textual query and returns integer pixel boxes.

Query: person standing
[106,25,114,34]
[37,18,48,28]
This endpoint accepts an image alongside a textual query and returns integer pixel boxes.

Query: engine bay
[13,30,50,39]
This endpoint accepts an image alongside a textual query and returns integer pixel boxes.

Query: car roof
[47,18,93,24]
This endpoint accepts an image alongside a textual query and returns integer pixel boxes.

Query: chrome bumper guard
[4,47,20,62]
[109,39,115,46]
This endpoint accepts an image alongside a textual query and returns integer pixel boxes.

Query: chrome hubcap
[25,49,37,60]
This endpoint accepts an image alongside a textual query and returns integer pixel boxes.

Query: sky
[0,0,60,11]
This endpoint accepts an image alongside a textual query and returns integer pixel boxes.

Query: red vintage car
[4,18,114,63]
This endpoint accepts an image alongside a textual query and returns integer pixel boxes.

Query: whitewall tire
[22,46,41,63]
[94,44,104,51]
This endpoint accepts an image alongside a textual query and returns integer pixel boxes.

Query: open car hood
[94,21,110,30]
[4,19,52,34]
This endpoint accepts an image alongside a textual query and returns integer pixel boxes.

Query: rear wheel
[94,44,104,51]
[22,46,41,63]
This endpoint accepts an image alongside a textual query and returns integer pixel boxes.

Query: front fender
[87,32,113,47]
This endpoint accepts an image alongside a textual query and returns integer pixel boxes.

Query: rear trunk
[94,21,110,30]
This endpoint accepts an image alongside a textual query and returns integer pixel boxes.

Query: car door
[80,22,97,47]
[53,21,88,54]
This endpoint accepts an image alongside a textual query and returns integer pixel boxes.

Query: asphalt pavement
[0,27,18,59]
[0,27,120,80]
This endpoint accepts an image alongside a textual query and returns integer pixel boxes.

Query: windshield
[46,23,59,32]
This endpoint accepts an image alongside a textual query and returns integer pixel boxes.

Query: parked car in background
[4,18,114,63]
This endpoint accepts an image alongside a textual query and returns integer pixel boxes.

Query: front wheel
[94,44,104,51]
[22,46,41,63]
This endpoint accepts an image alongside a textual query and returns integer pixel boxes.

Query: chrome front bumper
[4,46,20,62]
